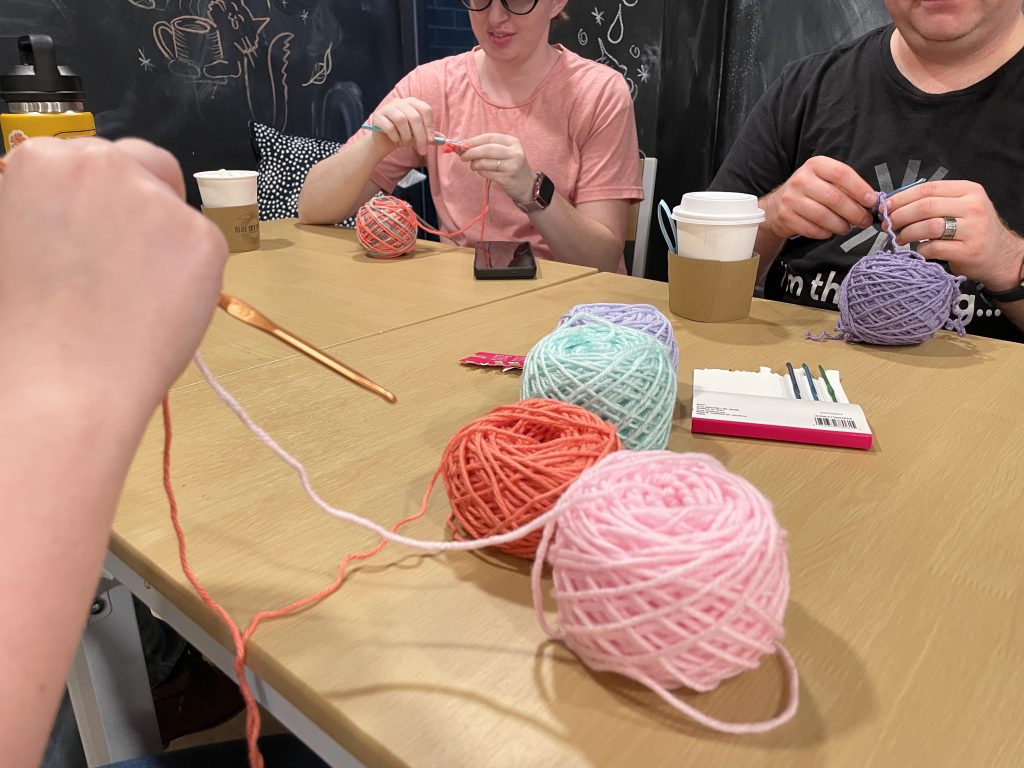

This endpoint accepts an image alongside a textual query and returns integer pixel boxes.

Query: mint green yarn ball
[520,322,677,450]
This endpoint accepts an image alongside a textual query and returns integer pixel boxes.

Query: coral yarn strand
[160,397,426,768]
[417,179,492,242]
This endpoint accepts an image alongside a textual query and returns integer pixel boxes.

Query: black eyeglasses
[461,0,540,15]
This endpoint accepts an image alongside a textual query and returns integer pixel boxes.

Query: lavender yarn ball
[557,302,680,372]
[831,250,967,345]
[521,322,677,451]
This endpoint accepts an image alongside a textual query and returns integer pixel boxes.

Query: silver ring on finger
[940,216,958,240]
[495,159,502,171]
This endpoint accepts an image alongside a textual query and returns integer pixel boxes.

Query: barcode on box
[815,416,858,429]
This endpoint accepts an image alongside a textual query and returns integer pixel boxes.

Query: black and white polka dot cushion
[249,121,361,227]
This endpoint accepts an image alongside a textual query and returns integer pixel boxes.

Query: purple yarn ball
[836,250,966,345]
[557,302,680,371]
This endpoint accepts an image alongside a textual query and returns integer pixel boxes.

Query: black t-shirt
[711,25,1024,343]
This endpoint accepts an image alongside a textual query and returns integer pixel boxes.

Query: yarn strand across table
[164,353,800,752]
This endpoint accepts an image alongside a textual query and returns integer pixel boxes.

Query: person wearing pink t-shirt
[298,0,642,273]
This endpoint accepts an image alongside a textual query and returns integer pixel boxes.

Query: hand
[761,156,877,240]
[886,180,1024,292]
[0,137,227,417]
[458,133,536,207]
[365,97,435,157]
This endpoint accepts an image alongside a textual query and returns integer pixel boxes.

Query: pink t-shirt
[347,46,643,270]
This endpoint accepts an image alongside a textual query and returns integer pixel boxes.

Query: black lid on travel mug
[0,35,85,104]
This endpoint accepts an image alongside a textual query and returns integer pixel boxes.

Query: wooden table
[182,219,595,387]
[106,271,1022,767]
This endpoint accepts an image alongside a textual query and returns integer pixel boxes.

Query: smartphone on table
[473,240,537,280]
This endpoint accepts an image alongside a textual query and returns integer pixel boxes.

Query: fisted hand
[364,97,436,157]
[762,156,877,241]
[0,137,227,416]
[458,133,536,208]
[887,180,1024,292]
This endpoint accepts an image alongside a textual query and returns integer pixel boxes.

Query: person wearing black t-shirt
[711,0,1024,343]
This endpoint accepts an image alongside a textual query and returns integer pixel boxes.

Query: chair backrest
[625,156,659,278]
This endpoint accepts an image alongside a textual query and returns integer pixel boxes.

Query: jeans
[42,598,188,768]
[102,735,329,768]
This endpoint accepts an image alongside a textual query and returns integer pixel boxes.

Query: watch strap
[515,172,552,214]
[988,282,1024,303]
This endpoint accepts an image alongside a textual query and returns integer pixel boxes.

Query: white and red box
[690,367,873,450]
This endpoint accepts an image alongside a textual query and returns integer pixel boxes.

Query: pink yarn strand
[193,352,565,551]
[193,354,799,735]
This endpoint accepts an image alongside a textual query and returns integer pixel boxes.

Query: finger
[886,196,969,232]
[460,133,515,149]
[810,157,877,208]
[458,146,496,162]
[894,217,954,245]
[114,138,186,200]
[388,103,419,149]
[394,100,429,155]
[780,210,835,241]
[885,179,973,212]
[373,113,403,145]
[787,188,865,235]
[915,239,968,269]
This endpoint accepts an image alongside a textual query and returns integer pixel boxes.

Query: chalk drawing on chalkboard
[607,4,624,44]
[152,0,293,131]
[576,2,654,103]
[129,0,172,9]
[303,44,332,87]
[138,49,156,71]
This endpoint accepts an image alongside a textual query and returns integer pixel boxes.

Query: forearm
[0,378,150,768]
[298,134,389,225]
[529,195,625,272]
[991,238,1024,334]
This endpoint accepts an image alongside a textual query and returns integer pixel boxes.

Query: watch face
[537,172,554,207]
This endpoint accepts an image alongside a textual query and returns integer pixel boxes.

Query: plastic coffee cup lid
[194,169,258,181]
[672,191,765,225]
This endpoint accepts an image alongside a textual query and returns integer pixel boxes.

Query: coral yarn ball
[441,399,622,558]
[837,250,965,345]
[557,302,680,373]
[355,195,418,258]
[521,322,677,451]
[543,450,789,693]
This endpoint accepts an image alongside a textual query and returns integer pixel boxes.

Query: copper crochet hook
[217,292,396,404]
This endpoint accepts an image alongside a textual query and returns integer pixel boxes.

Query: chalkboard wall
[1,0,417,205]
[716,0,890,165]
[554,0,892,280]
[550,1,663,155]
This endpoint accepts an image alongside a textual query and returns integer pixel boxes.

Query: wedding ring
[495,159,502,171]
[940,216,958,240]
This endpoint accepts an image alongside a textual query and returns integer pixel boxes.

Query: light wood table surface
[181,219,595,387]
[115,271,1023,767]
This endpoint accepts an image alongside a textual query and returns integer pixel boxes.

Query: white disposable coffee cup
[672,191,765,262]
[194,169,258,208]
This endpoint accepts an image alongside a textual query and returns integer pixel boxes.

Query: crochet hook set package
[691,367,873,450]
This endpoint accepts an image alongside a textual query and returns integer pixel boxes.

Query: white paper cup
[194,169,258,208]
[672,191,765,262]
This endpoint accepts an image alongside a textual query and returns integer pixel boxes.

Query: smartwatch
[988,282,1024,303]
[514,172,554,214]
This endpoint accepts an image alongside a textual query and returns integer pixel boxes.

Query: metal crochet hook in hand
[217,292,397,404]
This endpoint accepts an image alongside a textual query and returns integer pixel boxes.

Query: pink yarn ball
[535,450,790,696]
[355,195,418,258]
